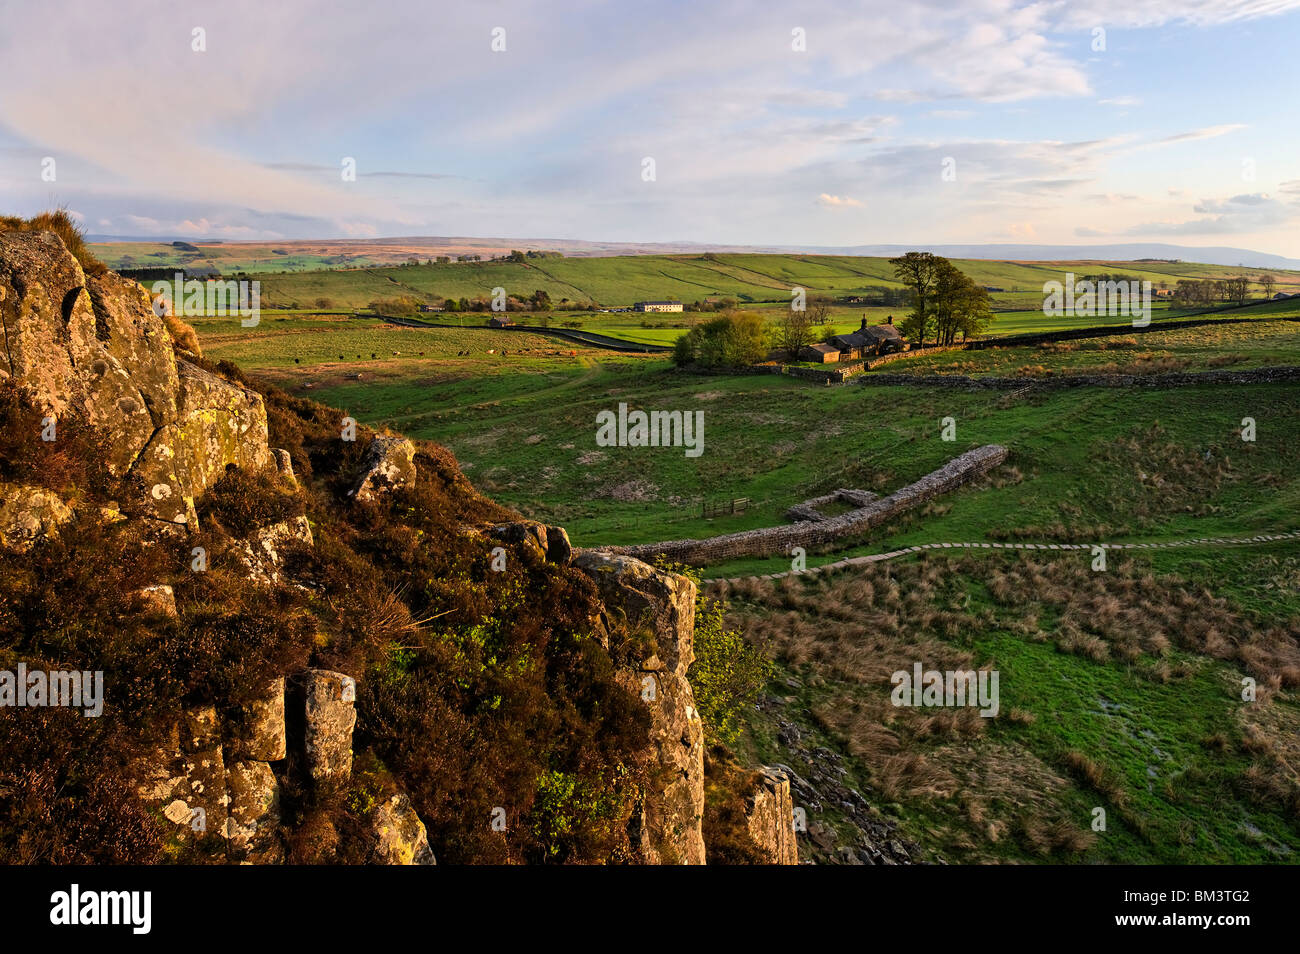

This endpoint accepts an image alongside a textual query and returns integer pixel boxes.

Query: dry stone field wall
[717,530,1300,584]
[604,444,1009,567]
[859,366,1300,391]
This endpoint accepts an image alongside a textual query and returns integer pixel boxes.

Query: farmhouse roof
[831,324,902,350]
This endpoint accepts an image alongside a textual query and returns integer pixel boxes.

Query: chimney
[886,314,893,325]
[860,314,868,331]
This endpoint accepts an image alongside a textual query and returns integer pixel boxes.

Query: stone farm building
[798,342,841,363]
[828,316,906,360]
[634,300,683,313]
[488,315,515,328]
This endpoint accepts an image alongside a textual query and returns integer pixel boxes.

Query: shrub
[673,312,769,368]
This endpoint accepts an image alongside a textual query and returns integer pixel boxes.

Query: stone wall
[966,312,1300,351]
[863,344,965,369]
[604,444,1008,566]
[859,365,1300,391]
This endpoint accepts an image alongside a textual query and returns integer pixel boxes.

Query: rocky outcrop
[0,230,270,527]
[743,767,799,865]
[573,552,704,865]
[131,667,437,865]
[348,435,415,501]
[1,230,731,865]
[369,794,436,865]
[134,705,230,856]
[302,670,357,788]
[0,483,73,553]
[135,686,286,863]
[490,520,573,565]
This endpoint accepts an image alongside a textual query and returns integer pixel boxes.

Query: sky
[1,0,1299,255]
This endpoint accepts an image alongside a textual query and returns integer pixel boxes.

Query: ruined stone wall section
[604,444,1009,566]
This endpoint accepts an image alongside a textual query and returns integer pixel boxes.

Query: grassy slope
[725,550,1300,864]
[194,307,1300,866]
[218,252,1300,307]
[207,321,1300,562]
[881,318,1300,378]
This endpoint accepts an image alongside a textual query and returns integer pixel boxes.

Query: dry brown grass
[0,209,106,275]
[163,312,203,357]
[717,548,1300,860]
[983,556,1300,688]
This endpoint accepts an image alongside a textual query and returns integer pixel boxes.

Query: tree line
[889,252,992,347]
[1172,274,1273,306]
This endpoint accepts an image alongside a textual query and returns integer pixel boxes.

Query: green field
[186,252,1298,350]
[196,293,1300,865]
[155,251,1297,309]
[212,317,1300,555]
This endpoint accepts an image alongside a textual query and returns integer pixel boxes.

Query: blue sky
[1,0,1298,255]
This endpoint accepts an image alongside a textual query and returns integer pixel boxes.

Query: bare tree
[1260,274,1277,300]
[777,308,814,357]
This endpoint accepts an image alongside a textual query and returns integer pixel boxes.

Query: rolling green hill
[164,252,1300,313]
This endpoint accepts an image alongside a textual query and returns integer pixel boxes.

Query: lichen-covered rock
[225,760,282,862]
[134,729,228,851]
[302,670,357,787]
[573,552,704,865]
[744,767,799,865]
[0,482,73,553]
[229,677,286,762]
[181,704,221,754]
[84,270,179,424]
[0,230,272,530]
[348,435,415,502]
[574,551,697,674]
[232,516,313,585]
[0,230,93,415]
[128,361,271,525]
[370,793,436,865]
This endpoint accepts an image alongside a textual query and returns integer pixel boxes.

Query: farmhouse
[798,343,840,363]
[634,300,683,313]
[829,315,906,360]
[488,315,515,328]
